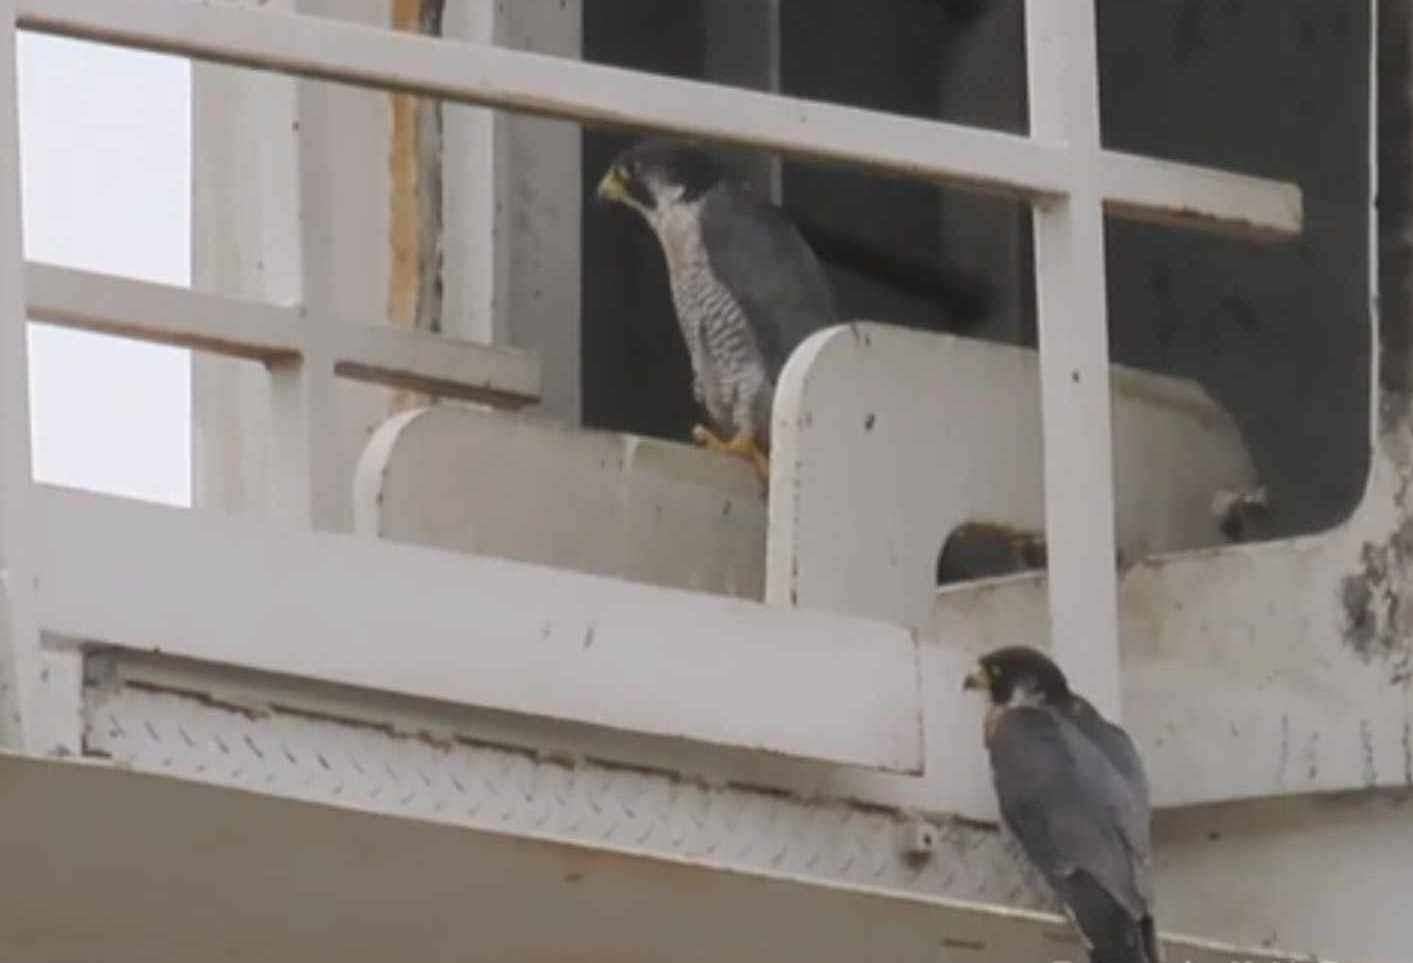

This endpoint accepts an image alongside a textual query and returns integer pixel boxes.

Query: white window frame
[1,0,1300,762]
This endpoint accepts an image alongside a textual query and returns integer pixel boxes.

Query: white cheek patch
[1006,677,1047,708]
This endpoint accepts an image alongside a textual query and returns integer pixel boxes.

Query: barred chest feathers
[651,198,770,438]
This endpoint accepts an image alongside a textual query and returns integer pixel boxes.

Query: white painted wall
[17,33,190,507]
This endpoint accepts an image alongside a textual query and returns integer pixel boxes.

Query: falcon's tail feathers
[1057,871,1159,963]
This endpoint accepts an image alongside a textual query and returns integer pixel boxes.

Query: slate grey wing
[1069,696,1151,810]
[698,185,839,380]
[988,706,1157,963]
[1066,697,1157,903]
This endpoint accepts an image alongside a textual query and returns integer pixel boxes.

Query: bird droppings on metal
[1402,717,1413,787]
[1274,714,1290,788]
[1360,720,1378,787]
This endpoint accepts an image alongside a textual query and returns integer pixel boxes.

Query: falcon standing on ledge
[595,138,838,480]
[964,646,1161,963]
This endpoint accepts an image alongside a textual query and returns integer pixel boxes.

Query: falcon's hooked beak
[962,666,988,692]
[596,165,631,205]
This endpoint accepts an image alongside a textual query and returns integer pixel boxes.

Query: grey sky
[18,33,190,506]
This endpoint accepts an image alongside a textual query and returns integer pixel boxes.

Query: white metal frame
[1,0,1301,748]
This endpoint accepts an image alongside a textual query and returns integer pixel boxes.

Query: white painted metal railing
[1,0,1301,739]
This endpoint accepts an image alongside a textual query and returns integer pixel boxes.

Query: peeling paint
[388,0,447,415]
[1338,455,1413,678]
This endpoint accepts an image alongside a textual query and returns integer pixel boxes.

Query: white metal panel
[767,323,1258,628]
[0,752,1331,963]
[17,0,1300,242]
[926,537,1413,807]
[33,485,922,772]
[354,405,766,599]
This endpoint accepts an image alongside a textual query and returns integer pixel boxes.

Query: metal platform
[0,751,1334,963]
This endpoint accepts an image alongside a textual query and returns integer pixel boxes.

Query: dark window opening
[580,0,1372,546]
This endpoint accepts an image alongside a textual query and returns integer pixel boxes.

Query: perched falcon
[963,646,1160,963]
[595,138,838,480]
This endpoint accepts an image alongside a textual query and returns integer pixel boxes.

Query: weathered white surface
[768,323,1259,629]
[0,751,1333,963]
[929,515,1413,810]
[18,0,1300,238]
[1153,790,1413,962]
[34,484,920,772]
[355,405,765,599]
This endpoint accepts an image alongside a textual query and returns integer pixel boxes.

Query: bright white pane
[18,33,191,507]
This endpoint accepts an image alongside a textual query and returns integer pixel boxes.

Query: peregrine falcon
[963,646,1160,963]
[595,138,838,480]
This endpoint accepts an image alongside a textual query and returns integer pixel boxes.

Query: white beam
[32,485,923,773]
[1026,0,1122,719]
[1100,149,1304,239]
[23,263,541,405]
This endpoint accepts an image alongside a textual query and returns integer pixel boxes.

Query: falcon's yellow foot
[691,425,771,482]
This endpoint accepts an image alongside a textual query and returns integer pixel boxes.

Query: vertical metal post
[0,5,43,749]
[444,0,581,423]
[268,323,338,529]
[1025,0,1122,718]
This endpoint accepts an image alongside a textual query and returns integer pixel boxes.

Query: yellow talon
[691,425,771,484]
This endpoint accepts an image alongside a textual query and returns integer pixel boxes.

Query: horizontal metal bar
[16,0,1304,238]
[1100,150,1303,240]
[333,322,539,408]
[25,261,301,362]
[20,0,1062,202]
[23,262,541,404]
[33,485,924,773]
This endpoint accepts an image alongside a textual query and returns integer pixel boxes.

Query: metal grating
[83,672,1052,910]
